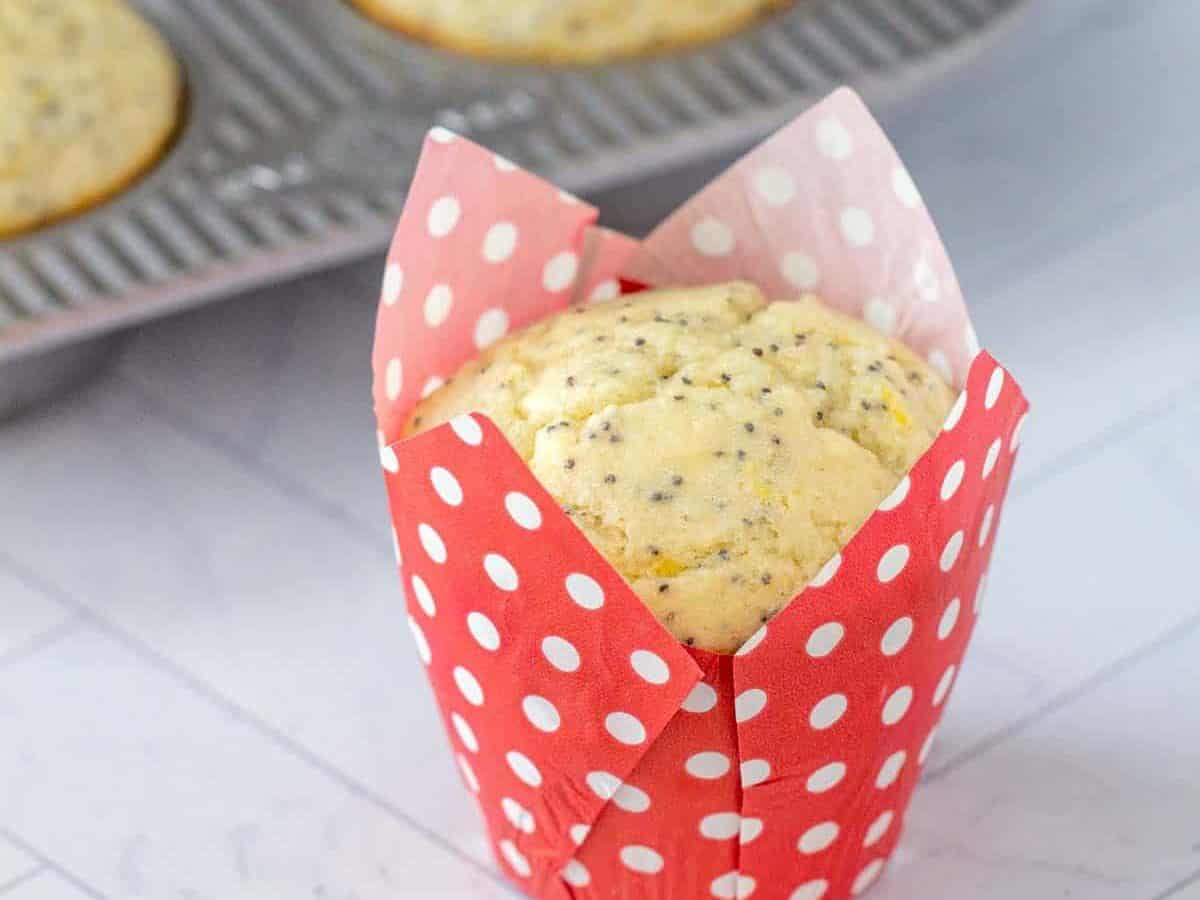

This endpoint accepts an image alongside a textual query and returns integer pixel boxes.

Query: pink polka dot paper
[373,89,1029,900]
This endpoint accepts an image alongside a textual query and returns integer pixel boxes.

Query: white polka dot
[940,530,964,572]
[501,797,536,834]
[810,693,847,730]
[941,460,965,501]
[506,751,542,787]
[451,713,478,752]
[427,196,460,238]
[483,553,518,591]
[877,544,910,582]
[692,217,735,256]
[816,116,853,159]
[493,154,517,172]
[735,689,767,723]
[943,390,967,431]
[558,189,580,205]
[473,308,509,349]
[881,685,913,725]
[780,252,820,290]
[933,665,957,706]
[620,845,664,875]
[740,818,764,845]
[876,750,906,789]
[879,476,910,511]
[385,357,403,401]
[687,752,732,780]
[482,222,518,263]
[420,376,445,399]
[938,598,961,640]
[919,728,937,765]
[423,284,453,327]
[453,666,484,706]
[740,759,771,788]
[379,444,399,473]
[562,860,590,887]
[863,297,898,335]
[450,414,482,445]
[864,810,894,847]
[985,367,1005,409]
[965,323,981,357]
[429,126,455,143]
[736,624,768,657]
[391,528,401,567]
[542,251,579,292]
[417,523,446,564]
[1011,412,1027,452]
[382,264,403,306]
[457,753,478,792]
[892,165,922,208]
[606,712,646,745]
[586,770,621,800]
[682,682,718,713]
[914,258,939,303]
[541,636,580,672]
[505,492,541,530]
[806,622,844,658]
[810,553,841,587]
[566,572,604,609]
[798,821,840,854]
[753,167,797,207]
[522,695,560,733]
[407,616,430,664]
[979,505,995,547]
[982,437,1002,479]
[464,612,500,652]
[498,840,530,877]
[613,783,651,814]
[589,278,620,302]
[569,824,590,846]
[928,350,952,382]
[840,207,875,247]
[700,813,741,841]
[631,650,670,685]
[789,881,829,900]
[429,466,462,506]
[711,871,757,899]
[806,761,847,794]
[410,574,436,616]
[852,859,884,895]
[880,617,914,656]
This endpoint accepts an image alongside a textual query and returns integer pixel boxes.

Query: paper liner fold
[372,88,1029,900]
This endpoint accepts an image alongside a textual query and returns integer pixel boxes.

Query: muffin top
[350,0,790,64]
[0,0,182,237]
[407,283,956,653]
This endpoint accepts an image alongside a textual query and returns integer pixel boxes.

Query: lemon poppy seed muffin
[350,0,791,64]
[0,0,182,238]
[407,283,955,652]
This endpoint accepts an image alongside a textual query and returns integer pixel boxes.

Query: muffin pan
[0,0,1029,396]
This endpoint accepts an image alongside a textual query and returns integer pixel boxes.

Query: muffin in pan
[349,0,793,64]
[407,282,956,653]
[0,0,183,238]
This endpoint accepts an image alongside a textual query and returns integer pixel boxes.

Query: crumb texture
[0,0,181,237]
[351,0,791,63]
[408,283,955,652]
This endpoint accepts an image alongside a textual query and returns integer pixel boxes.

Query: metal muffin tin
[0,0,1029,415]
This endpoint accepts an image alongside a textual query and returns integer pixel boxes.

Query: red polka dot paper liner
[373,88,1029,900]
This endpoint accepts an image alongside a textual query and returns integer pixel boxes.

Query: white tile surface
[1,872,91,900]
[0,840,40,891]
[0,571,71,662]
[0,625,511,900]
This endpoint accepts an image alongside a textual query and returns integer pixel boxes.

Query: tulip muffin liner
[371,88,1028,900]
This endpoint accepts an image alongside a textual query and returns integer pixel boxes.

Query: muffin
[0,0,182,238]
[407,282,956,652]
[349,0,792,64]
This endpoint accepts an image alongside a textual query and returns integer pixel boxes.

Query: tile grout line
[0,863,46,896]
[0,617,87,673]
[0,551,522,900]
[1150,864,1200,900]
[0,832,107,900]
[926,608,1200,782]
